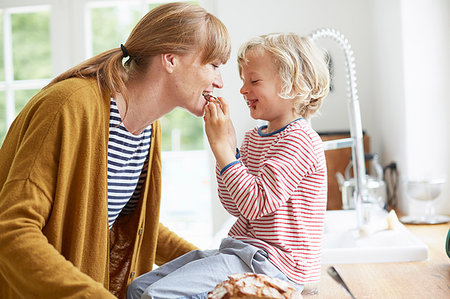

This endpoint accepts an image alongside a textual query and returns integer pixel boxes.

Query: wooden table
[303,222,450,298]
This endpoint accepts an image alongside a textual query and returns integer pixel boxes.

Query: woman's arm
[0,84,115,298]
[155,223,199,265]
[0,180,115,298]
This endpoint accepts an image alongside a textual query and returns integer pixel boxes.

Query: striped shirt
[216,118,327,284]
[107,98,151,229]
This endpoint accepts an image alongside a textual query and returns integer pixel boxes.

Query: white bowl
[406,179,445,201]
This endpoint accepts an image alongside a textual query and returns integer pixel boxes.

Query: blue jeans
[126,238,303,299]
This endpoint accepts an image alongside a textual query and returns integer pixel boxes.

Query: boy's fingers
[208,101,219,119]
[203,103,211,120]
[218,97,229,115]
[214,101,224,117]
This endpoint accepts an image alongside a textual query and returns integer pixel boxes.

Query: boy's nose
[240,84,247,95]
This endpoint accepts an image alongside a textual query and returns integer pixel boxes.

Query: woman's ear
[161,53,177,73]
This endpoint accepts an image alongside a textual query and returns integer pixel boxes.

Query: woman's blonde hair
[237,32,330,119]
[47,2,231,109]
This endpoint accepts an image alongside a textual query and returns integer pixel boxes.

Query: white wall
[371,0,407,211]
[400,0,450,214]
[370,0,449,215]
[208,0,450,231]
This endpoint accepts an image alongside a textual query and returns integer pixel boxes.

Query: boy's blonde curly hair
[237,33,330,119]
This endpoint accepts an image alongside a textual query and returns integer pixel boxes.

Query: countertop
[303,221,450,298]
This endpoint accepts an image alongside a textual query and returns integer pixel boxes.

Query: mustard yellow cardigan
[0,78,197,298]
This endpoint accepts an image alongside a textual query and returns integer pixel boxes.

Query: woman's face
[239,49,295,126]
[173,50,224,117]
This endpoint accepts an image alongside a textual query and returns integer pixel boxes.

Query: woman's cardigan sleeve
[0,83,116,298]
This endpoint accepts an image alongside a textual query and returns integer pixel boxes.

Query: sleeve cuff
[220,160,241,176]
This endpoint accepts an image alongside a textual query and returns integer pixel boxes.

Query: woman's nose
[213,72,224,89]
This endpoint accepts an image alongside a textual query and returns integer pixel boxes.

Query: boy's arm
[216,157,241,217]
[204,97,241,216]
[203,97,236,169]
[219,130,318,220]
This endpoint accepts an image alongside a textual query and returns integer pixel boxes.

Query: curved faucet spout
[310,28,367,227]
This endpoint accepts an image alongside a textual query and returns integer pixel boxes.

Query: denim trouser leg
[127,249,218,299]
[127,238,303,299]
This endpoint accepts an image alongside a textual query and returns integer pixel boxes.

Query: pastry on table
[207,273,302,299]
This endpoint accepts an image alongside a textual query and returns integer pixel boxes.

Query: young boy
[127,32,330,299]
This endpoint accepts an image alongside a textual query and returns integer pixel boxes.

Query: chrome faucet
[310,28,368,228]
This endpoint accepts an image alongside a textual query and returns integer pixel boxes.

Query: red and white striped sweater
[216,118,327,284]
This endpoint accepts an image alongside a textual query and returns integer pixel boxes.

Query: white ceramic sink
[322,210,428,264]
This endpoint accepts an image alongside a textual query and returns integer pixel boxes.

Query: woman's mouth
[202,92,217,103]
[203,92,223,109]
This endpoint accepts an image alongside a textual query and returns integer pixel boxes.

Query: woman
[0,2,231,298]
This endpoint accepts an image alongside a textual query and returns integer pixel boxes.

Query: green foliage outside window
[11,11,51,80]
[0,11,51,143]
[0,92,5,144]
[0,13,4,143]
[0,13,4,82]
[15,89,39,113]
[160,109,205,151]
[91,6,142,56]
[91,4,164,56]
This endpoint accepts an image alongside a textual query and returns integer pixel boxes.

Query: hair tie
[121,44,129,58]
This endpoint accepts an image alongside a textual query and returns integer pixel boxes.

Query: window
[0,5,51,143]
[0,0,213,248]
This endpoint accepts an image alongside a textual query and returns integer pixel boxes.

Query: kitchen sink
[212,209,428,264]
[322,209,428,264]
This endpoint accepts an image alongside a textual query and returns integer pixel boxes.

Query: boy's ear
[161,53,177,73]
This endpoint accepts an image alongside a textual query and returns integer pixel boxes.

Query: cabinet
[319,132,370,210]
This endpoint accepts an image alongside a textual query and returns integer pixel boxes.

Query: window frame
[1,4,52,127]
[0,0,209,130]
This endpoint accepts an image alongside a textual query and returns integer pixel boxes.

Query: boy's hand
[204,97,237,169]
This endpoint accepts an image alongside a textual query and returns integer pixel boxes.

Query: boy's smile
[245,98,258,109]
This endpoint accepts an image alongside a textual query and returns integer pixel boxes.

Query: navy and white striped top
[107,98,152,229]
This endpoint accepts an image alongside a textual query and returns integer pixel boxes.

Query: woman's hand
[204,97,237,169]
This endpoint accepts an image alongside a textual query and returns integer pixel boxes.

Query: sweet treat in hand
[207,273,302,299]
[203,92,218,102]
[203,92,223,109]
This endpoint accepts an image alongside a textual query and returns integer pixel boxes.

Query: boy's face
[239,49,296,127]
